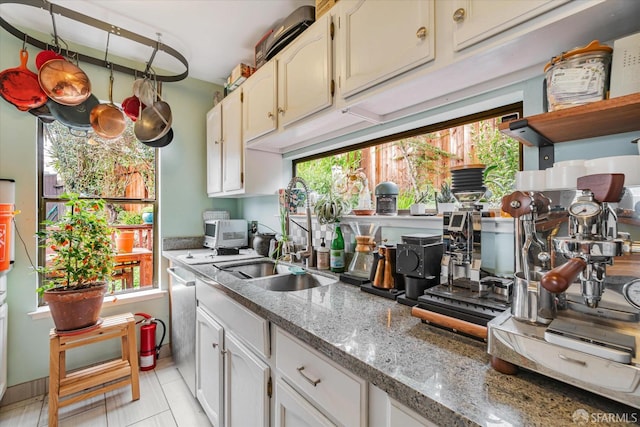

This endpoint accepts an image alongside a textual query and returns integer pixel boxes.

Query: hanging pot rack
[0,0,189,82]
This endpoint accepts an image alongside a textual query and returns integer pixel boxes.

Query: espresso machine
[488,173,640,409]
[412,165,513,340]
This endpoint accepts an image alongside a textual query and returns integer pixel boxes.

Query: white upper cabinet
[206,103,223,195]
[339,0,435,98]
[242,61,278,142]
[205,90,243,196]
[277,12,333,129]
[221,90,243,193]
[451,0,570,51]
[207,87,283,198]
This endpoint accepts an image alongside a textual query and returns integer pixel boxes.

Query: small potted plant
[35,193,115,332]
[436,181,457,214]
[141,206,154,224]
[409,189,430,215]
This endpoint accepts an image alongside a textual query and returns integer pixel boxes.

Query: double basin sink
[213,259,337,292]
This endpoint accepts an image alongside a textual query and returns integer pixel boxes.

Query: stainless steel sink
[214,259,288,279]
[252,272,336,292]
[214,259,336,291]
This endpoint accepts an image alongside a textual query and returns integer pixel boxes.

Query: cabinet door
[222,89,243,192]
[340,0,435,98]
[206,103,223,195]
[451,0,569,51]
[243,61,277,143]
[196,307,224,426]
[277,13,333,129]
[275,380,335,427]
[225,333,270,427]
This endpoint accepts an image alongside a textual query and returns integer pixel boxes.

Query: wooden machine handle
[411,306,487,340]
[577,173,625,203]
[540,257,587,293]
[531,192,551,215]
[501,191,532,218]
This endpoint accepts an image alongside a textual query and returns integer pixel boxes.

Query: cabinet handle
[558,354,587,366]
[267,111,274,119]
[211,343,218,349]
[214,140,220,145]
[453,8,465,22]
[278,107,285,115]
[296,366,321,387]
[416,26,427,40]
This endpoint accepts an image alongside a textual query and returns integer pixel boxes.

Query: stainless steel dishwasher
[167,266,197,396]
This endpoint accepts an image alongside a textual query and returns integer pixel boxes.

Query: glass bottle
[330,224,345,273]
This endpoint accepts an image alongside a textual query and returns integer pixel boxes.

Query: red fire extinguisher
[135,313,166,371]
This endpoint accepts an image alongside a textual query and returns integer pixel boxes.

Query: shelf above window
[499,93,640,147]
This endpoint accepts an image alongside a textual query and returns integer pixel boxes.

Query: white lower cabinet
[275,327,367,427]
[275,379,335,427]
[369,384,436,427]
[195,280,272,427]
[196,307,224,426]
[225,332,271,427]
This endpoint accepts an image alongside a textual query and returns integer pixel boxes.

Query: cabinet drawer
[276,328,366,427]
[196,279,270,358]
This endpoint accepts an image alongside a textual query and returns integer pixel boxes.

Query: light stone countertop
[163,248,638,426]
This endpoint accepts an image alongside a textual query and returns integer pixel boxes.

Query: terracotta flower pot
[44,283,107,332]
[116,230,135,253]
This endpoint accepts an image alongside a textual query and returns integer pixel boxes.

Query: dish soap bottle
[330,224,345,273]
[317,237,330,270]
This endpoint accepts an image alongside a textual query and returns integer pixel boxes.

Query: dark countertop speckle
[163,248,638,426]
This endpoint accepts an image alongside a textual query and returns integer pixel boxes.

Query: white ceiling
[0,0,315,86]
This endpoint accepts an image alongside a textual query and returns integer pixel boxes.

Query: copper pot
[38,58,91,106]
[90,73,126,139]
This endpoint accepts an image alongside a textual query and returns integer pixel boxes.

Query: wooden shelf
[499,93,640,147]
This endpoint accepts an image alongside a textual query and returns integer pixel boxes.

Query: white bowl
[545,164,587,190]
[515,170,546,191]
[584,155,640,186]
[554,159,585,167]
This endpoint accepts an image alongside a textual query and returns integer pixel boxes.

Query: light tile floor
[0,357,212,427]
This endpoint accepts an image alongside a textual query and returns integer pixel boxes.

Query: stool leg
[126,320,140,400]
[49,336,61,427]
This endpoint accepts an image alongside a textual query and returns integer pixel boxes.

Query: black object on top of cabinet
[265,5,316,61]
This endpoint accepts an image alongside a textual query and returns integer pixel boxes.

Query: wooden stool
[48,312,140,427]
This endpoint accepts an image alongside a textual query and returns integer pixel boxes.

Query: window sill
[28,288,167,320]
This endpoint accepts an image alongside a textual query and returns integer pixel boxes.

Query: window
[37,119,157,301]
[295,104,522,209]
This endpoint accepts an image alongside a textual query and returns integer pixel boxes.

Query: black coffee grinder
[395,233,443,306]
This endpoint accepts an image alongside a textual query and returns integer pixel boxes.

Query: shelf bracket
[508,119,555,170]
[0,0,189,82]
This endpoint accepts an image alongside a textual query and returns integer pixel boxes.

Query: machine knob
[397,248,420,273]
[540,257,587,294]
[501,191,532,218]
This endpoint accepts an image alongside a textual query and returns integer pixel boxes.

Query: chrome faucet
[285,177,315,268]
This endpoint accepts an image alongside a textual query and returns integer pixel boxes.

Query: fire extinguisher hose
[153,318,166,359]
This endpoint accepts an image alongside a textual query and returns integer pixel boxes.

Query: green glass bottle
[330,223,345,273]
